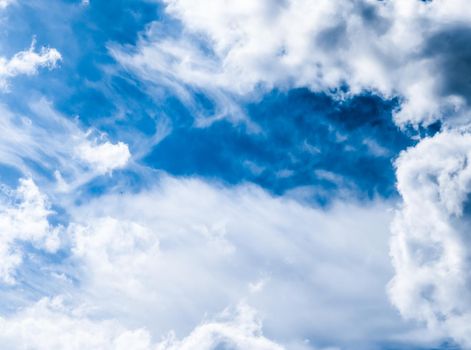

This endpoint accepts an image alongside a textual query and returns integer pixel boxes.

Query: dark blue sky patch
[145,89,413,202]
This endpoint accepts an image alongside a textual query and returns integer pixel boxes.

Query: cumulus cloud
[70,216,159,297]
[0,178,60,284]
[0,297,285,350]
[0,174,439,349]
[76,140,131,174]
[0,297,155,350]
[58,176,433,349]
[0,39,61,90]
[113,0,471,128]
[389,131,471,347]
[157,303,283,350]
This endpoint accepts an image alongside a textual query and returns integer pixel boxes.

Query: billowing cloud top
[114,0,471,128]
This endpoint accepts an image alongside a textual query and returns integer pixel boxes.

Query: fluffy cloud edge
[0,39,61,90]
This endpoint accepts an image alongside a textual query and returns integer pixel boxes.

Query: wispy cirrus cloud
[0,98,131,194]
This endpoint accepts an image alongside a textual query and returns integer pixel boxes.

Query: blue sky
[0,0,470,349]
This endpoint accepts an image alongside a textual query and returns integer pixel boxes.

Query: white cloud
[0,0,13,9]
[0,39,61,90]
[157,303,283,350]
[0,178,60,284]
[60,176,435,349]
[0,297,285,350]
[114,0,471,128]
[3,1,471,348]
[70,216,159,298]
[0,297,154,350]
[76,140,131,175]
[390,131,471,347]
[111,4,471,345]
[0,99,131,193]
[0,173,441,348]
[0,176,423,348]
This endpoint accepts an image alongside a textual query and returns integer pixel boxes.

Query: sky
[0,0,471,349]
